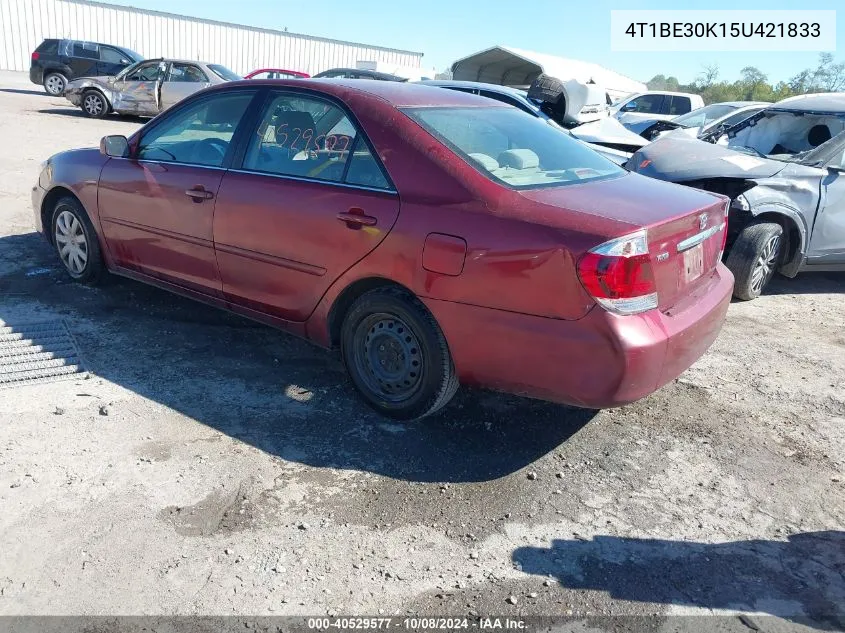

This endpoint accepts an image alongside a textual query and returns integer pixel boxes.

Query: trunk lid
[520,172,729,312]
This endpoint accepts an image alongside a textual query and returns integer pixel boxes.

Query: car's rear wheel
[340,287,458,420]
[43,72,67,96]
[81,90,110,118]
[51,196,105,285]
[725,221,784,301]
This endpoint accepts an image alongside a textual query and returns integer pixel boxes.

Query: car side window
[668,96,691,115]
[99,47,127,64]
[169,63,208,83]
[137,92,254,167]
[630,94,665,114]
[72,41,99,60]
[242,93,391,188]
[125,62,165,82]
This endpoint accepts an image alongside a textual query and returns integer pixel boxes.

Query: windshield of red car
[403,106,624,189]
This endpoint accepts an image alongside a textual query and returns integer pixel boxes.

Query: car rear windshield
[121,48,144,63]
[403,106,624,189]
[207,64,242,81]
[672,103,737,128]
[36,39,60,55]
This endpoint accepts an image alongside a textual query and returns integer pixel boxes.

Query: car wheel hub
[355,315,423,402]
[46,76,64,93]
[55,210,88,275]
[750,234,780,294]
[84,95,103,115]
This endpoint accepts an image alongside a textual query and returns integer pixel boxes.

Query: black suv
[30,38,144,95]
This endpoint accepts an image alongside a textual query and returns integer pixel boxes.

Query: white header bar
[611,10,836,52]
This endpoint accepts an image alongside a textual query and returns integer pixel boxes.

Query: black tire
[43,72,67,96]
[527,73,567,124]
[50,196,106,285]
[81,90,110,118]
[725,221,784,301]
[340,287,459,420]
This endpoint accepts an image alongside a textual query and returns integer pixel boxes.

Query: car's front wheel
[43,72,67,96]
[51,196,105,284]
[81,90,110,118]
[340,287,459,420]
[725,221,784,301]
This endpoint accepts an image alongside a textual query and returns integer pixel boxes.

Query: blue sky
[106,0,842,84]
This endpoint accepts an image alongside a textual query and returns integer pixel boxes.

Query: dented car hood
[629,132,788,181]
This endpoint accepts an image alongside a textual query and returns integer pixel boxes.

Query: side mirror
[622,101,637,112]
[100,135,129,158]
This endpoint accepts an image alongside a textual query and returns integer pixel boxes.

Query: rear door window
[242,92,392,189]
[628,94,665,114]
[72,41,99,59]
[169,63,208,82]
[667,96,692,115]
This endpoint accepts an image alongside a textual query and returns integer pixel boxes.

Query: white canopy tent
[450,46,646,103]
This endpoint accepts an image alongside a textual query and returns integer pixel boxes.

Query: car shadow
[512,531,845,630]
[0,87,48,96]
[1,232,594,483]
[764,271,845,296]
[36,108,147,124]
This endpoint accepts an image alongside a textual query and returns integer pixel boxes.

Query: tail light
[31,52,40,61]
[577,230,658,315]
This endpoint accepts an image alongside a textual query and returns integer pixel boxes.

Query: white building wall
[0,0,423,75]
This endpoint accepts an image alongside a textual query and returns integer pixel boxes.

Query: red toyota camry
[32,79,733,420]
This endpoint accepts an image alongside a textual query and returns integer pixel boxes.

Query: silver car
[629,93,845,300]
[63,58,241,118]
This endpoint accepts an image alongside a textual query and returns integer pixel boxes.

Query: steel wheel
[352,314,424,403]
[44,74,66,95]
[750,234,781,295]
[83,92,105,117]
[54,209,89,276]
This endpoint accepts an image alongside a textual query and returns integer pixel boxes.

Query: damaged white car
[628,93,845,300]
[63,58,240,118]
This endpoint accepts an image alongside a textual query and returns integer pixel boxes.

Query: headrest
[468,153,499,171]
[498,149,540,169]
[808,124,831,147]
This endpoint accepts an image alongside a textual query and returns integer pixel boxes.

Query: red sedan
[32,80,733,420]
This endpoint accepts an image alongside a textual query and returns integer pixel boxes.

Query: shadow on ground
[513,531,845,630]
[36,108,147,124]
[0,87,47,96]
[1,232,594,483]
[764,271,845,296]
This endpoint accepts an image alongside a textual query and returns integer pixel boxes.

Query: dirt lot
[0,71,843,631]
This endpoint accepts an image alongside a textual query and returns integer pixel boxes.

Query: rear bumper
[30,66,43,85]
[424,263,734,409]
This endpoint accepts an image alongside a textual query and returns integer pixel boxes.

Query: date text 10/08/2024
[307,618,527,630]
[624,22,821,38]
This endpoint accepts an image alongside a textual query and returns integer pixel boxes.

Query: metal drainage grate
[0,320,86,388]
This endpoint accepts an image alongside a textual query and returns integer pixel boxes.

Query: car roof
[221,78,511,108]
[631,91,699,97]
[771,92,845,113]
[140,57,218,66]
[314,68,406,80]
[420,80,527,96]
[712,101,770,107]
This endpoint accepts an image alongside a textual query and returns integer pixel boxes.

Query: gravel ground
[0,71,843,632]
